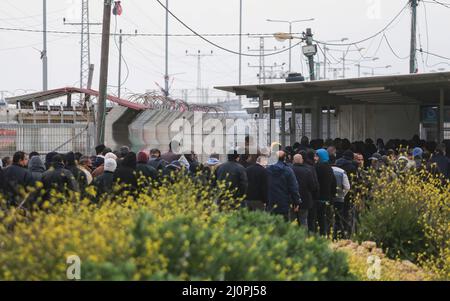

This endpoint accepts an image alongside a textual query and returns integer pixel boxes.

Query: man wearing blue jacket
[267,151,301,221]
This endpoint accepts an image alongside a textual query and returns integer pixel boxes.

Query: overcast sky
[0,0,449,101]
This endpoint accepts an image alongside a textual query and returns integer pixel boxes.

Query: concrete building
[215,72,450,144]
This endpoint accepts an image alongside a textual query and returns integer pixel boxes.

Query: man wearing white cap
[93,158,117,198]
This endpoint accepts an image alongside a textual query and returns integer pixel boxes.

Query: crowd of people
[0,135,449,239]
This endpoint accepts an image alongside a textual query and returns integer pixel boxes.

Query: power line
[417,48,450,60]
[153,0,302,57]
[0,25,304,38]
[314,2,409,46]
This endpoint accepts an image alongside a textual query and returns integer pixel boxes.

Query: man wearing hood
[266,151,301,222]
[136,151,158,183]
[65,152,88,191]
[28,155,46,182]
[113,152,138,190]
[314,149,337,237]
[93,158,117,198]
[41,154,79,193]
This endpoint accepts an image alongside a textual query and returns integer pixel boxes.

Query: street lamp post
[267,18,314,73]
[322,38,348,79]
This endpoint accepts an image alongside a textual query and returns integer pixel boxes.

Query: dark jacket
[267,161,301,214]
[0,168,6,195]
[335,157,358,185]
[245,163,268,203]
[291,163,319,210]
[315,162,337,202]
[136,163,158,182]
[93,171,114,196]
[215,161,248,198]
[3,164,34,195]
[113,153,138,189]
[148,158,167,171]
[430,153,450,178]
[41,163,79,193]
[29,156,46,182]
[160,151,181,164]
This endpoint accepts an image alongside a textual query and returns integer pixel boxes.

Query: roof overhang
[215,72,450,106]
[5,87,148,111]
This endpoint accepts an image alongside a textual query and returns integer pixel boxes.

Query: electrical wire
[153,0,302,57]
[314,2,409,46]
[383,33,410,60]
[417,49,450,60]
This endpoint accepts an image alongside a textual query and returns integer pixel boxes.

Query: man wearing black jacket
[3,151,34,205]
[245,156,268,211]
[291,154,319,227]
[41,154,79,194]
[215,150,248,201]
[315,149,337,237]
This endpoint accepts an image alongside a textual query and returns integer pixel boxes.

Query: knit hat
[316,149,329,163]
[104,152,118,160]
[412,147,423,158]
[369,153,383,161]
[343,150,354,160]
[104,158,117,172]
[137,151,149,163]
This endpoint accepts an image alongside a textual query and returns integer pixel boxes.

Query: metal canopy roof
[5,87,148,111]
[215,72,450,106]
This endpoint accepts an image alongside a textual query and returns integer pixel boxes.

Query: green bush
[83,210,355,281]
[354,169,449,279]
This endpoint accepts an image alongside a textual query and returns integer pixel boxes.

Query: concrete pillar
[290,103,296,146]
[311,99,322,139]
[269,99,275,143]
[439,88,445,143]
[302,108,306,138]
[327,106,331,139]
[258,91,264,118]
[281,101,286,147]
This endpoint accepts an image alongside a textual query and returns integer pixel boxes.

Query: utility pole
[248,36,279,84]
[42,0,48,91]
[164,0,169,97]
[97,0,112,146]
[63,1,101,93]
[118,29,123,99]
[303,28,316,81]
[186,50,213,103]
[410,0,418,73]
[239,0,242,86]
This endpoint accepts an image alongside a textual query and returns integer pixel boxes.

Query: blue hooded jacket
[316,149,329,163]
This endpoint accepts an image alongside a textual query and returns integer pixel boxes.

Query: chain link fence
[0,123,95,158]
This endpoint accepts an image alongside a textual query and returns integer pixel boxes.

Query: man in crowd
[215,149,248,202]
[266,151,301,222]
[291,153,318,227]
[3,151,34,205]
[93,158,117,197]
[41,154,79,194]
[245,155,269,211]
[315,149,337,237]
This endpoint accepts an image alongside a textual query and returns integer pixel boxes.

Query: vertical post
[96,0,112,146]
[410,0,418,74]
[302,108,306,138]
[269,100,275,143]
[305,28,316,81]
[357,64,361,77]
[323,46,327,79]
[311,99,321,139]
[164,0,170,96]
[439,88,445,143]
[281,101,286,147]
[342,52,346,78]
[288,23,292,73]
[42,0,48,91]
[290,104,296,146]
[327,106,331,139]
[238,0,242,107]
[258,91,264,118]
[118,29,123,99]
